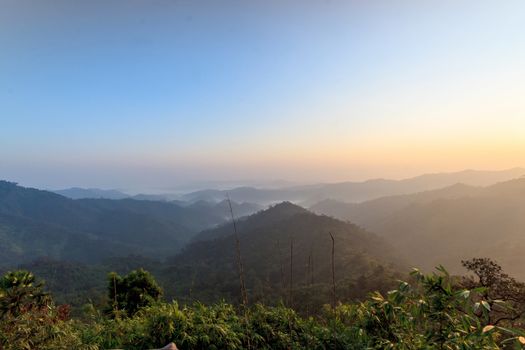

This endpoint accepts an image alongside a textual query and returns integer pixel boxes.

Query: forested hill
[310,182,481,228]
[192,201,308,242]
[311,178,525,278]
[162,202,406,309]
[0,181,259,267]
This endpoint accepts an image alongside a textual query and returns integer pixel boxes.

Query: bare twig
[289,237,294,308]
[113,274,118,312]
[276,239,285,292]
[227,194,248,306]
[306,253,311,287]
[329,232,336,308]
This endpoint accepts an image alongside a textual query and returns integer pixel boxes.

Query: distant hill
[54,188,188,203]
[311,178,525,279]
[181,168,525,205]
[130,194,171,202]
[186,199,263,222]
[162,202,406,309]
[0,181,259,267]
[310,183,481,228]
[54,187,130,200]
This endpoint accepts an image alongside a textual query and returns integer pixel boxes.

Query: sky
[1,0,524,191]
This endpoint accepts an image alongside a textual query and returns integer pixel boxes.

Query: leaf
[482,325,494,333]
[481,300,491,311]
[474,302,480,311]
[458,290,470,299]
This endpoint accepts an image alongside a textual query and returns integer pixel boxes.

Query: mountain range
[0,181,261,267]
[0,195,408,312]
[53,187,130,200]
[311,177,525,278]
[54,168,525,205]
[180,168,525,205]
[3,169,525,310]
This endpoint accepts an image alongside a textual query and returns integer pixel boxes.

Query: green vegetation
[0,270,49,317]
[107,269,163,317]
[0,270,83,349]
[3,260,525,349]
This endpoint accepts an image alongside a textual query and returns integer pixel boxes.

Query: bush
[5,266,525,349]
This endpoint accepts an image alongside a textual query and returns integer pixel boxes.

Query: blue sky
[1,0,524,190]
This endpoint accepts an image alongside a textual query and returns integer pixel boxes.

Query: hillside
[311,178,525,278]
[0,181,259,266]
[310,183,481,228]
[161,202,406,310]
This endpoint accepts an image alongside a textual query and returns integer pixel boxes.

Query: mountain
[53,187,129,200]
[310,183,481,228]
[130,194,171,202]
[0,181,258,267]
[161,202,406,309]
[311,178,525,279]
[192,201,307,242]
[180,168,525,205]
[55,188,186,203]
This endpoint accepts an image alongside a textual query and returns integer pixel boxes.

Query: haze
[1,0,524,190]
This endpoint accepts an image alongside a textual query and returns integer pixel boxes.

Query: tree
[0,270,50,318]
[107,268,163,316]
[461,257,525,326]
[0,270,81,349]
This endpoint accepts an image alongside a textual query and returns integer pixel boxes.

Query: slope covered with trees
[161,202,406,311]
[0,181,259,267]
[311,178,525,278]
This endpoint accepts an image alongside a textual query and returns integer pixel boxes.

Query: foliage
[461,258,525,326]
[344,266,507,349]
[0,270,88,349]
[4,265,525,349]
[0,305,88,350]
[107,268,163,317]
[0,270,49,317]
[77,266,525,349]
